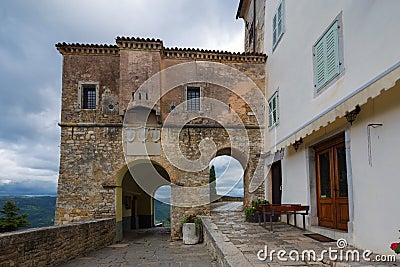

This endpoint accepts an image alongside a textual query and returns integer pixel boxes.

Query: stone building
[55,37,267,240]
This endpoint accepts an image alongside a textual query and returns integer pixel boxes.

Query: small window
[186,87,200,111]
[268,91,279,127]
[82,84,97,109]
[272,0,285,49]
[314,21,340,92]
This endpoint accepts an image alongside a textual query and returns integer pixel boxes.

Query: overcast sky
[0,0,244,196]
[155,155,244,204]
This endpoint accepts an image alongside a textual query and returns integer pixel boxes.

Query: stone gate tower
[55,37,267,240]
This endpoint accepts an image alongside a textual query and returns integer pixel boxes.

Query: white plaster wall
[350,87,400,254]
[264,0,400,149]
[281,149,309,205]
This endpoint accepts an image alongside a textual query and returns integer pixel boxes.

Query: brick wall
[0,218,115,267]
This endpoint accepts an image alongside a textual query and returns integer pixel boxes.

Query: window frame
[313,12,344,96]
[272,0,285,50]
[268,90,279,128]
[78,81,99,110]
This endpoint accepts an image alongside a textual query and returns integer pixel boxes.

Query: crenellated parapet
[56,42,119,56]
[116,36,163,51]
[56,37,267,63]
[163,47,266,63]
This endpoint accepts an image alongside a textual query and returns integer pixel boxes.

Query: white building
[238,0,400,254]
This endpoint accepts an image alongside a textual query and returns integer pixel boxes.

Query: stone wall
[55,40,267,241]
[55,125,124,224]
[0,218,115,267]
[239,0,265,53]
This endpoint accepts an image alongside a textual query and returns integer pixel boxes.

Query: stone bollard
[182,223,200,245]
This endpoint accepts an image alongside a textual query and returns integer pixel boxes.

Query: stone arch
[115,159,171,241]
[212,147,255,207]
[125,106,159,126]
[215,147,248,170]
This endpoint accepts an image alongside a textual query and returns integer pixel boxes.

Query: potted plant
[244,200,268,222]
[390,230,400,255]
[244,206,256,222]
[182,214,202,245]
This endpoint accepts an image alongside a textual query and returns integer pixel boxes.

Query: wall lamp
[345,105,361,125]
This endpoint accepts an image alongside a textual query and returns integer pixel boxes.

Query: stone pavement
[60,202,399,267]
[61,227,217,267]
[204,202,399,267]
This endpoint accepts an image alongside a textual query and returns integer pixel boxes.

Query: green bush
[251,199,269,208]
[244,207,255,220]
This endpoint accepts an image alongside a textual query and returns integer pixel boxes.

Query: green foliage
[182,214,202,233]
[245,200,269,220]
[251,199,269,208]
[0,200,30,232]
[244,207,255,220]
[154,199,170,226]
[209,165,216,183]
[0,196,56,229]
[209,165,217,200]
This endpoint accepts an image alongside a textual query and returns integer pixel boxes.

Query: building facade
[238,0,400,254]
[55,38,267,240]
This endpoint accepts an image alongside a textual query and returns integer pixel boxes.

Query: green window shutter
[275,93,279,124]
[315,37,326,91]
[325,21,339,82]
[268,100,273,127]
[278,1,284,38]
[277,3,282,37]
[273,14,277,46]
[268,92,279,127]
[273,0,284,48]
[315,21,339,92]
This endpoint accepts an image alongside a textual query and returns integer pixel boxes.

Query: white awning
[271,61,400,152]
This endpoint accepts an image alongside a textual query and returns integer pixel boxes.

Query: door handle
[280,185,282,191]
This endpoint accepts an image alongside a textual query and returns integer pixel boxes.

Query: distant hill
[0,196,56,229]
[154,199,170,226]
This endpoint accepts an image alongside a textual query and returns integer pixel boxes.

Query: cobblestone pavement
[209,203,399,267]
[61,227,217,267]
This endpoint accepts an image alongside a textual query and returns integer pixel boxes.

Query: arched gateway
[54,37,267,240]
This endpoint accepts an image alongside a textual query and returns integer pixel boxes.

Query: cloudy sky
[155,155,244,204]
[210,156,244,197]
[0,0,244,196]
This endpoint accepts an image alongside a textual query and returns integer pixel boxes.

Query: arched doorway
[116,160,171,239]
[154,185,171,227]
[210,156,244,198]
[209,148,246,212]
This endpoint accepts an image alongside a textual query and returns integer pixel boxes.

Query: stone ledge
[200,216,253,267]
[58,122,123,127]
[0,218,115,267]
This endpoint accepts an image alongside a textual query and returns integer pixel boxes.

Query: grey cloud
[0,180,57,196]
[0,0,243,195]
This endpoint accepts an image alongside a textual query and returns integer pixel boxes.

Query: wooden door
[272,161,282,205]
[316,134,349,231]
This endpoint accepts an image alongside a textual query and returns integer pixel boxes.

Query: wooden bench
[255,204,309,232]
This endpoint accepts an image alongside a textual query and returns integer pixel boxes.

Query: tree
[209,165,217,202]
[0,200,30,232]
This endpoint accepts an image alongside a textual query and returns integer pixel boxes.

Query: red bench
[255,204,309,232]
